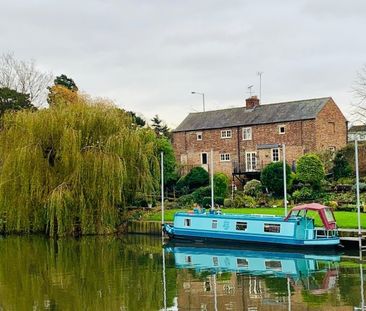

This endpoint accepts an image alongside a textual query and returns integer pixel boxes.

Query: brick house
[172,96,347,183]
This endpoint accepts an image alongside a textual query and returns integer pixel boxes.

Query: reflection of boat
[165,242,341,279]
[163,203,340,248]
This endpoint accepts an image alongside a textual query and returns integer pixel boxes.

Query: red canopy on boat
[285,203,337,230]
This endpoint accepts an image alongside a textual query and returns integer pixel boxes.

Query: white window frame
[245,152,257,172]
[196,132,202,141]
[271,148,280,162]
[221,129,232,139]
[220,153,231,162]
[242,127,252,140]
[278,125,285,134]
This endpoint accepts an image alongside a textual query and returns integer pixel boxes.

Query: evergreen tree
[0,87,35,117]
[151,115,170,138]
[54,74,78,91]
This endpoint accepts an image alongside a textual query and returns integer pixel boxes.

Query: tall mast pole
[283,144,287,216]
[211,149,214,211]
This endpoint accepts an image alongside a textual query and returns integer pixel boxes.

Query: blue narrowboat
[163,203,340,248]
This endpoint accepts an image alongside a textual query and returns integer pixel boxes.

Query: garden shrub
[323,200,338,209]
[267,197,284,208]
[292,187,315,202]
[176,167,209,193]
[233,193,256,208]
[214,172,230,198]
[336,177,354,185]
[261,162,293,196]
[296,154,325,189]
[352,182,366,193]
[176,193,195,208]
[202,196,224,208]
[243,179,262,197]
[332,151,353,180]
[223,198,233,208]
[215,197,224,206]
[192,186,211,205]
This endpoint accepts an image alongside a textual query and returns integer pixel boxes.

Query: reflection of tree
[338,268,363,306]
[0,235,176,310]
[264,276,293,296]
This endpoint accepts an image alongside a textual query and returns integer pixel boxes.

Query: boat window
[212,256,218,266]
[236,222,247,231]
[324,208,335,222]
[237,258,248,268]
[264,223,281,233]
[184,218,191,227]
[185,256,192,264]
[212,220,218,229]
[265,260,282,271]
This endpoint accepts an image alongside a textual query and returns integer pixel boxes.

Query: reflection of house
[348,125,366,142]
[173,96,347,182]
[175,270,350,311]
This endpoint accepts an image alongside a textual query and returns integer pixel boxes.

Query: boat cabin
[285,203,337,230]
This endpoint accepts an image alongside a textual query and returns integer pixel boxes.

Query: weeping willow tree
[0,91,159,236]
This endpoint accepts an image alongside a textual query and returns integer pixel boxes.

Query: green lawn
[143,207,366,229]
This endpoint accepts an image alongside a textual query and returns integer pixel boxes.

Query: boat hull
[163,224,340,249]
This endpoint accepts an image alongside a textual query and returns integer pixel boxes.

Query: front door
[246,152,257,172]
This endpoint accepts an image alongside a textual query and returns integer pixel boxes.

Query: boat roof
[291,203,330,211]
[175,212,286,222]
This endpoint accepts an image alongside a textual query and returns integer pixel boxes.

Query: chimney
[245,96,260,109]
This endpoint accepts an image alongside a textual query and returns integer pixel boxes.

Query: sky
[1,0,366,128]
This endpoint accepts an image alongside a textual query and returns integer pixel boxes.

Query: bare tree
[352,64,366,119]
[0,53,53,107]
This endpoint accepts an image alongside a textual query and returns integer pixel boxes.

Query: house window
[237,258,248,268]
[278,125,285,134]
[221,129,232,139]
[264,223,280,233]
[236,222,247,231]
[184,219,191,227]
[201,152,208,165]
[220,153,230,162]
[242,127,252,140]
[196,132,202,140]
[212,220,218,229]
[272,148,280,162]
[245,152,257,172]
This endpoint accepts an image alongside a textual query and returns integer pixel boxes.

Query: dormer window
[196,132,202,140]
[221,129,232,139]
[279,125,285,134]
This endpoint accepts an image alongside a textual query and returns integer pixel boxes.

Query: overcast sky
[1,0,366,127]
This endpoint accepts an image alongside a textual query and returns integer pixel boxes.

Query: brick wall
[172,98,347,177]
[315,98,347,152]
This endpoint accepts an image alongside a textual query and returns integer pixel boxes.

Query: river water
[0,234,364,310]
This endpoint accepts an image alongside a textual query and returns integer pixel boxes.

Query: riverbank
[142,207,366,229]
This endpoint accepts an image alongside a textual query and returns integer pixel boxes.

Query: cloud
[0,0,365,127]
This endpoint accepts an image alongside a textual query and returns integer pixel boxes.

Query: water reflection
[0,235,363,310]
[165,242,365,311]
